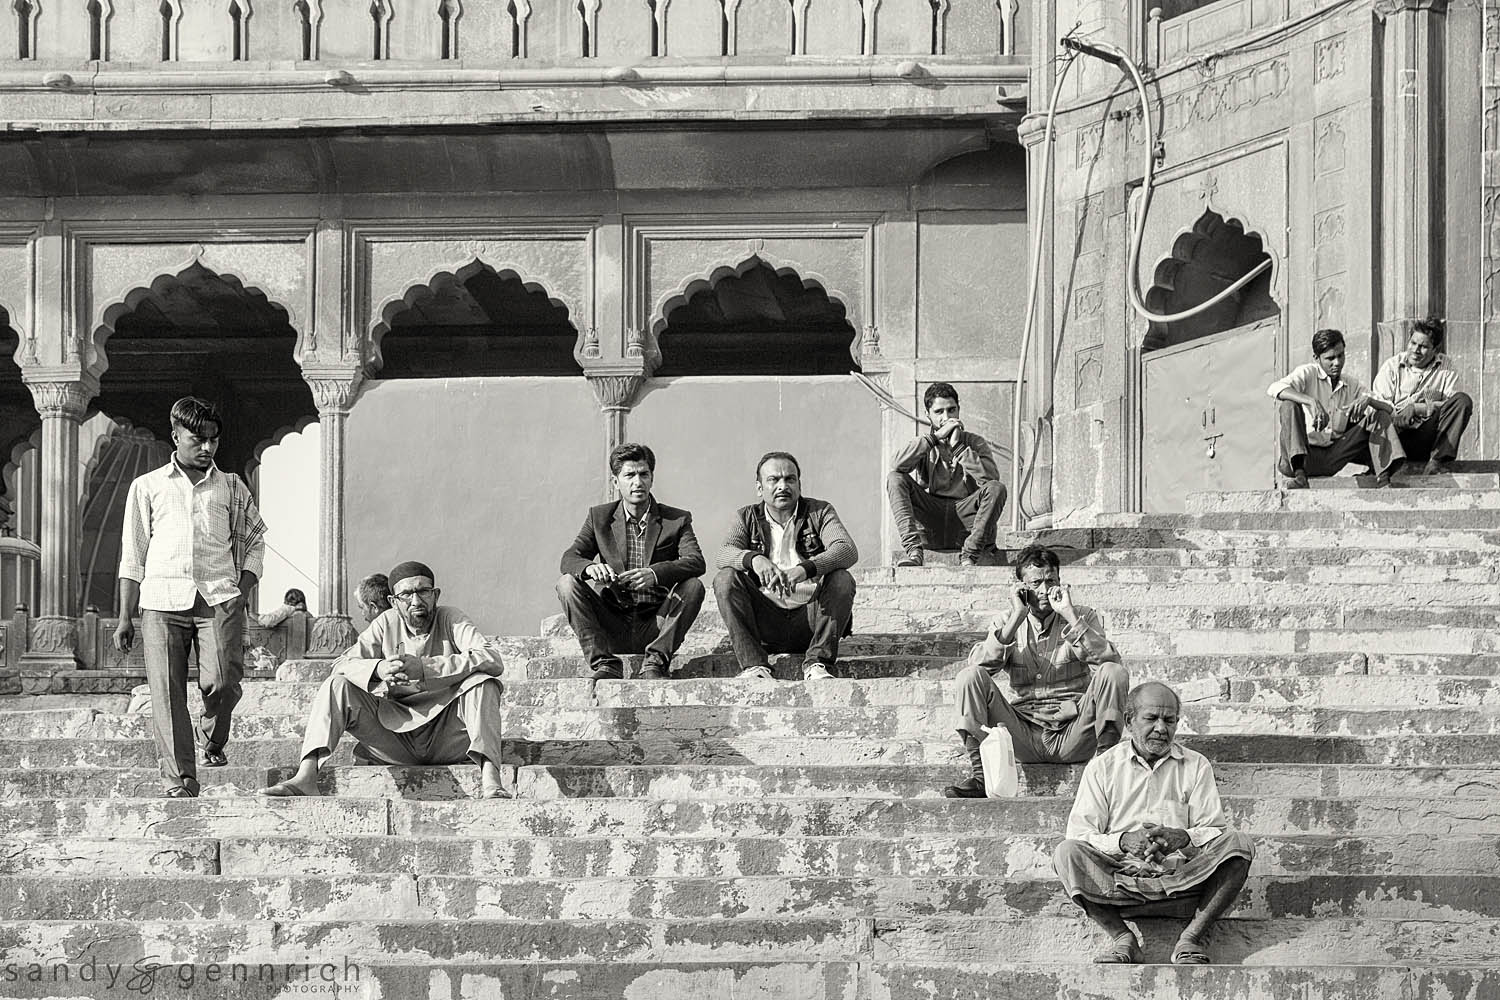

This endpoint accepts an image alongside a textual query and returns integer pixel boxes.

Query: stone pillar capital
[1373,0,1445,18]
[24,377,96,421]
[305,370,365,415]
[586,368,647,412]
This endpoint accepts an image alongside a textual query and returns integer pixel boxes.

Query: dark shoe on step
[959,551,979,567]
[589,662,625,682]
[638,662,670,680]
[896,550,924,568]
[942,776,986,799]
[1280,470,1309,490]
[1423,458,1452,476]
[202,747,228,768]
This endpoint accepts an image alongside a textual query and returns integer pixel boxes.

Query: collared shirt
[891,430,1001,500]
[1266,363,1369,448]
[764,514,818,609]
[969,606,1120,730]
[1371,352,1459,411]
[1065,739,1227,864]
[118,458,267,612]
[618,499,668,607]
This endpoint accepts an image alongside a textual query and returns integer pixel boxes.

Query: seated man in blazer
[262,559,508,798]
[556,442,707,681]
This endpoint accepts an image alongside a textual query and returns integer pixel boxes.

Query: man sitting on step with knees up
[1053,681,1255,965]
[714,451,859,681]
[887,382,1007,567]
[943,544,1127,798]
[1268,328,1406,489]
[556,442,706,682]
[262,560,508,799]
[1370,317,1473,477]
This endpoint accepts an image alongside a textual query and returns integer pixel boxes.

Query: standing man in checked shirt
[556,442,706,681]
[113,397,267,798]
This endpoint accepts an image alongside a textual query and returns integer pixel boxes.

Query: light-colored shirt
[765,514,818,609]
[969,606,1120,730]
[891,430,1000,501]
[1065,739,1227,865]
[118,459,266,612]
[1371,352,1459,413]
[332,605,504,733]
[1266,363,1369,448]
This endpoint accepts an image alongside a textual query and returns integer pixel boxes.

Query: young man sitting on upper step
[943,544,1127,798]
[1268,328,1405,489]
[1369,317,1473,477]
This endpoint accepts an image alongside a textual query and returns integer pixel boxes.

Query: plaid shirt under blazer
[559,499,707,589]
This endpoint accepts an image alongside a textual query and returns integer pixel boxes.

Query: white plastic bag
[980,724,1021,798]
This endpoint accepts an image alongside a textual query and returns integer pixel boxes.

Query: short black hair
[1311,329,1345,356]
[170,397,222,437]
[923,382,960,412]
[756,451,801,479]
[609,442,656,475]
[283,588,306,607]
[357,573,391,607]
[1411,317,1445,351]
[1012,544,1060,581]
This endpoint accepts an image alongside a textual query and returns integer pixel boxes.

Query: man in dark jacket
[557,442,706,681]
[713,451,859,681]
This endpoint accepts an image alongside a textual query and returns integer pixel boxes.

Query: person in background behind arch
[355,573,392,628]
[259,588,307,629]
[1370,317,1472,476]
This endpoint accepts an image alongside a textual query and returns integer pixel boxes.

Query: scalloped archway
[1141,209,1279,352]
[369,260,581,377]
[651,257,861,376]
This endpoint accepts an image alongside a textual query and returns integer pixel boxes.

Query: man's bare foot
[479,759,512,799]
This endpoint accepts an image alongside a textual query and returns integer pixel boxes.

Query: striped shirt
[118,458,267,612]
[969,606,1120,730]
[619,502,668,607]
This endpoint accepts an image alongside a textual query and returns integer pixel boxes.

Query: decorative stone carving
[1314,34,1346,82]
[27,616,78,657]
[1313,207,1348,277]
[1075,346,1103,406]
[625,327,644,358]
[307,615,359,658]
[1314,115,1347,176]
[587,373,645,412]
[1127,58,1290,144]
[581,327,601,359]
[1073,285,1104,319]
[306,374,364,415]
[26,380,92,420]
[861,324,881,356]
[1076,123,1104,167]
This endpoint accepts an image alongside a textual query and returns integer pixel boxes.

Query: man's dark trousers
[1397,392,1472,463]
[887,472,1006,557]
[1276,399,1376,477]
[555,575,705,672]
[712,567,855,668]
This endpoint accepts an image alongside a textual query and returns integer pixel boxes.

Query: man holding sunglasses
[943,544,1128,798]
[262,560,508,799]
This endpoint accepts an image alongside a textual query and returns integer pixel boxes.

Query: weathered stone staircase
[2,479,1499,999]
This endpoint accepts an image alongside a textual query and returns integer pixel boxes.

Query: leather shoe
[896,550,923,568]
[638,662,670,680]
[202,747,228,768]
[942,776,986,799]
[589,662,625,682]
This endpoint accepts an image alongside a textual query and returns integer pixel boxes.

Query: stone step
[8,702,1500,742]
[1049,545,1500,569]
[0,915,1492,967]
[867,963,1498,1000]
[1185,487,1500,514]
[8,731,1500,768]
[1309,471,1500,490]
[6,762,1496,802]
[850,583,1500,609]
[876,563,1500,585]
[2,873,1495,923]
[0,961,1481,1000]
[1226,675,1500,706]
[5,795,1491,841]
[206,831,1500,878]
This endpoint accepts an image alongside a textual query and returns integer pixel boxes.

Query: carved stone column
[1375,0,1448,367]
[1016,111,1056,529]
[587,369,646,498]
[22,377,95,669]
[305,371,364,657]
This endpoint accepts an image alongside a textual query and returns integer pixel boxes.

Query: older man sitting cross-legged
[262,560,508,799]
[1052,681,1255,965]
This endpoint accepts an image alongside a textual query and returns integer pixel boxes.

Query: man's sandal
[1093,935,1142,964]
[260,782,307,797]
[1171,940,1211,965]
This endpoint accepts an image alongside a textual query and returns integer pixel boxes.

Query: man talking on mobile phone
[942,544,1128,798]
